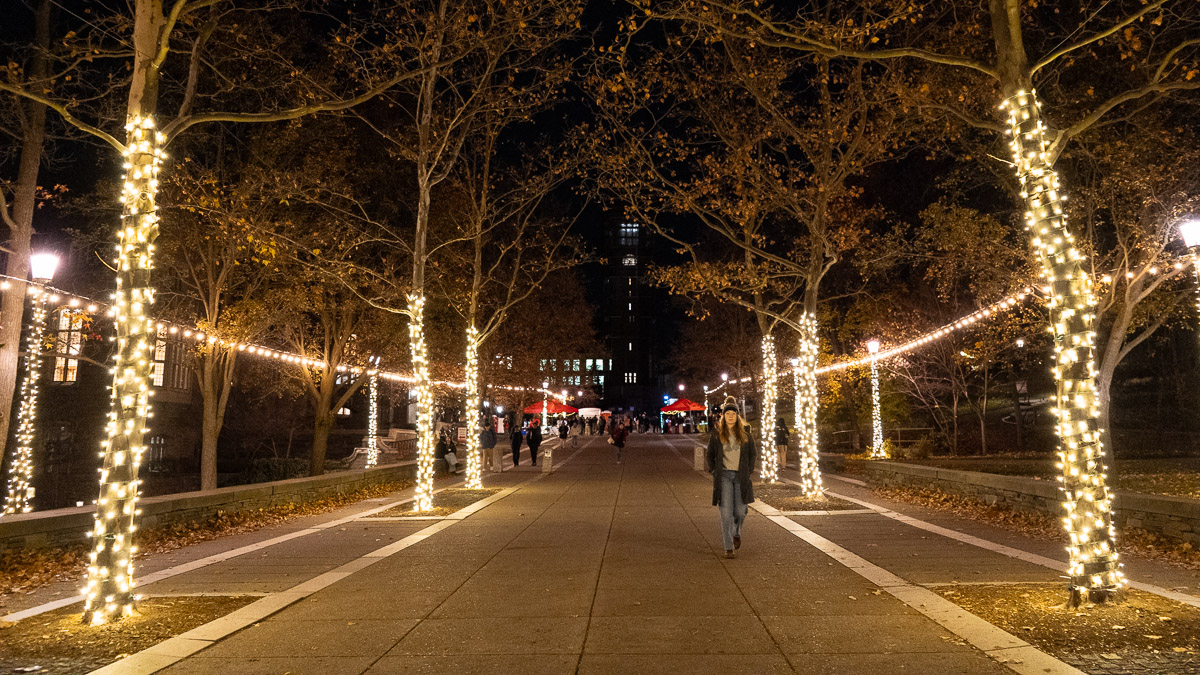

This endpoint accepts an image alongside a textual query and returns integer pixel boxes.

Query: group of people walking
[469,396,761,562]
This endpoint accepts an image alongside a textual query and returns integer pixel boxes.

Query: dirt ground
[376,488,501,518]
[0,595,257,675]
[938,583,1200,673]
[755,483,862,512]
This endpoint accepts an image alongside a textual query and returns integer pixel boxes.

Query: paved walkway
[135,434,1027,674]
[18,433,1195,674]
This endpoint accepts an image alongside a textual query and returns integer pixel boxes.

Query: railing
[825,427,933,453]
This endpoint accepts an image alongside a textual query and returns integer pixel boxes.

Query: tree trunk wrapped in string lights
[2,286,49,515]
[366,371,379,469]
[794,313,821,496]
[83,115,162,625]
[758,334,779,483]
[868,356,885,459]
[408,294,436,511]
[1002,90,1123,604]
[462,325,482,489]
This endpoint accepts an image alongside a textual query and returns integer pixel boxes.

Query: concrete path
[142,434,1028,674]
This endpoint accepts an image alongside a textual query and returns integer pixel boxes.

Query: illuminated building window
[586,359,593,371]
[619,223,638,246]
[540,359,547,371]
[598,375,605,386]
[53,310,84,383]
[151,326,191,390]
[622,254,636,266]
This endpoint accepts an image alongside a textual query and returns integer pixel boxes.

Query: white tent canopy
[577,407,602,418]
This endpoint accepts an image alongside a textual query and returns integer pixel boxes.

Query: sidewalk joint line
[810,484,1200,611]
[3,475,469,624]
[672,439,1080,675]
[93,440,589,675]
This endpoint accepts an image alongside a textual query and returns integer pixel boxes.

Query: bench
[346,428,417,469]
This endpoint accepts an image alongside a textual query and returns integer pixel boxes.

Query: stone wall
[0,461,420,552]
[861,461,1200,547]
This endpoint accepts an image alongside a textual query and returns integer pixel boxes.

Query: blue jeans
[718,470,747,551]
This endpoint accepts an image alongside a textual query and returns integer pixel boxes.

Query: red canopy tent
[523,400,578,415]
[660,398,705,413]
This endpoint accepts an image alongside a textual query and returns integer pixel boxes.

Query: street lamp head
[542,380,549,389]
[720,373,728,381]
[496,406,504,414]
[30,252,59,282]
[789,357,799,368]
[577,390,583,397]
[866,339,881,355]
[1180,219,1200,249]
[1016,338,1025,348]
[678,383,685,391]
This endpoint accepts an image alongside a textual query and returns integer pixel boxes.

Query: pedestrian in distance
[774,418,790,470]
[437,430,461,475]
[480,417,498,471]
[510,424,524,467]
[609,422,628,463]
[705,396,756,559]
[527,421,543,466]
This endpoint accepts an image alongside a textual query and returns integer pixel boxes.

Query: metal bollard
[693,445,705,471]
[491,446,504,473]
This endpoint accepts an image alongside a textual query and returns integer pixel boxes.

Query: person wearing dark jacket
[527,422,543,466]
[774,418,790,470]
[610,423,629,463]
[706,396,756,559]
[480,419,498,471]
[510,426,524,467]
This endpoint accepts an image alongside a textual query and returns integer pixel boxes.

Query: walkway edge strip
[87,489,515,675]
[672,445,1077,674]
[87,441,580,675]
[749,500,1084,675]
[2,477,464,623]
[818,486,1200,610]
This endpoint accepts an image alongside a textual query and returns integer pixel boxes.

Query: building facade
[598,223,661,414]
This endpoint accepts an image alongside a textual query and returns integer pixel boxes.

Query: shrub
[239,457,309,484]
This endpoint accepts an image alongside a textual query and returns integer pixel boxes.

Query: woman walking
[706,396,756,559]
[609,421,629,463]
[510,424,524,467]
[527,421,543,466]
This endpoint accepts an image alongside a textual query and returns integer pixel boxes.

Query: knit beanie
[721,396,739,414]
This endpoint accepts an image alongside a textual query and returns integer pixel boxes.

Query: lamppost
[1180,219,1200,318]
[541,380,549,431]
[867,339,885,459]
[4,253,58,515]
